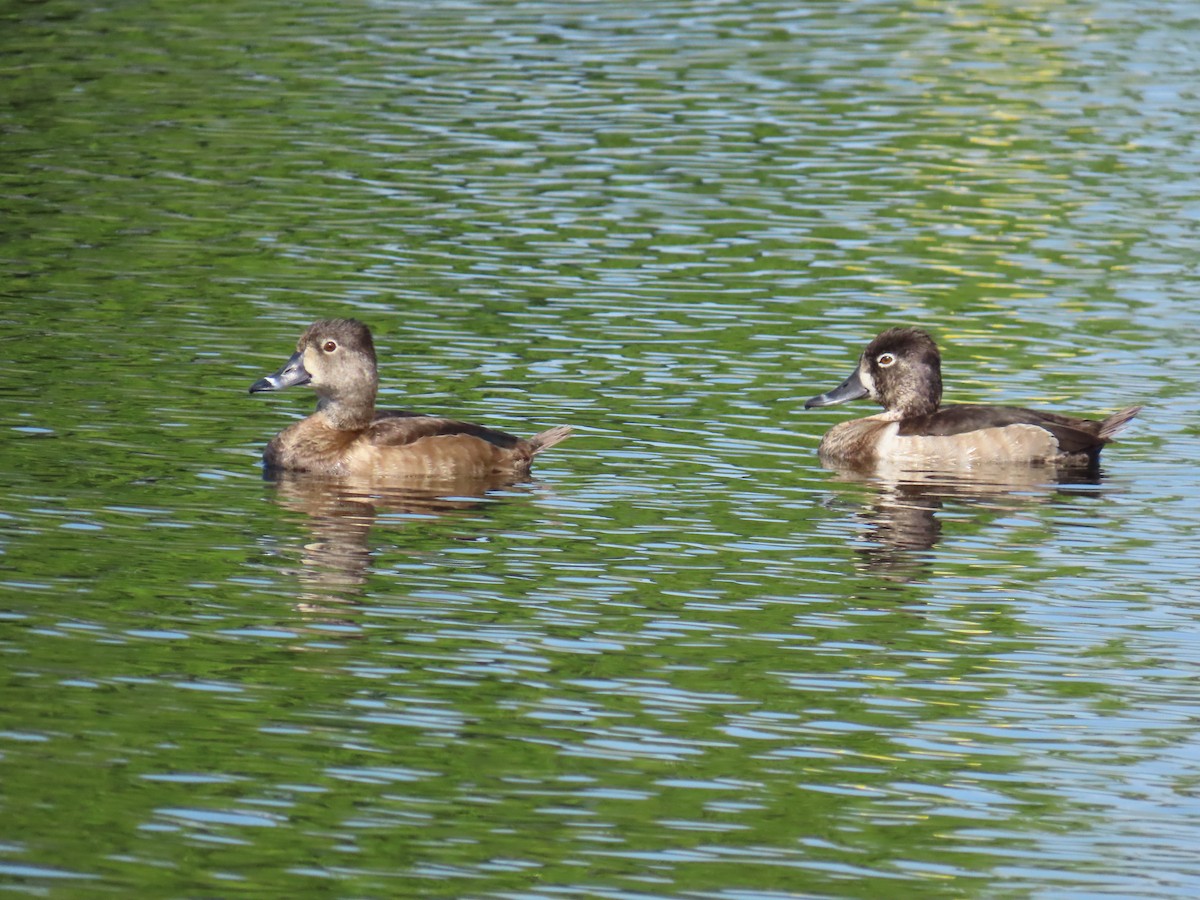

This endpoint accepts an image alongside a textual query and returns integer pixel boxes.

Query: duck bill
[249,350,311,394]
[804,365,869,408]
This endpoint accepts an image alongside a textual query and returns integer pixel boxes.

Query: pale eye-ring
[876,352,896,367]
[322,340,338,353]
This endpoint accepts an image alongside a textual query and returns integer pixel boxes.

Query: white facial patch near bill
[303,345,320,368]
[856,361,878,400]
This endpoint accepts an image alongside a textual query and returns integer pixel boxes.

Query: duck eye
[877,352,896,367]
[322,340,338,353]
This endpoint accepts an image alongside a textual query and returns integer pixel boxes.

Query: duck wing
[368,410,522,450]
[898,404,1118,455]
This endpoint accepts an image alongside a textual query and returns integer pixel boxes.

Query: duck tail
[528,425,573,454]
[1099,405,1142,441]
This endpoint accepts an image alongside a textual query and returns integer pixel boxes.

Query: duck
[804,327,1141,469]
[249,318,572,478]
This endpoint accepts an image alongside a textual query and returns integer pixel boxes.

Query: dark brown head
[805,327,943,418]
[250,318,380,428]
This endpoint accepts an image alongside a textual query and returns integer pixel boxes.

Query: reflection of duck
[268,471,522,606]
[250,318,572,478]
[806,328,1141,470]
[825,465,1106,579]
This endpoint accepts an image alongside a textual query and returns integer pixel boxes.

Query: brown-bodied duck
[805,327,1141,469]
[249,318,572,478]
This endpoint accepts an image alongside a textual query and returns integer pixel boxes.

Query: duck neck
[882,371,941,420]
[896,397,940,419]
[315,385,376,431]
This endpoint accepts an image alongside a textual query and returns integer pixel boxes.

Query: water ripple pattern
[2,1,1200,898]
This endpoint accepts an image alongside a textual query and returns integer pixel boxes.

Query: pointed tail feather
[1099,405,1142,441]
[528,425,573,454]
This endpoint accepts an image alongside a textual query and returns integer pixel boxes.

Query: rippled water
[3,1,1200,897]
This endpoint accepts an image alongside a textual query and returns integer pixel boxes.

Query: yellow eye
[322,340,338,353]
[877,352,896,367]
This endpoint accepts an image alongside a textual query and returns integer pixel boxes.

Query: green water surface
[3,1,1199,898]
